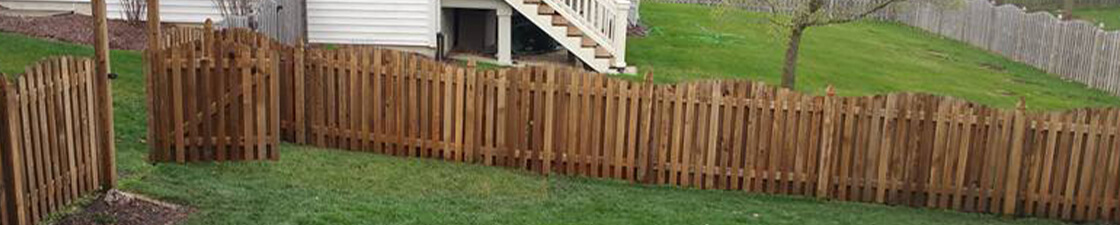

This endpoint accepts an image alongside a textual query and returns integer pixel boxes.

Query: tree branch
[807,0,907,26]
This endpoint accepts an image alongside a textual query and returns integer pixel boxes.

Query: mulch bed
[0,13,148,50]
[55,190,193,225]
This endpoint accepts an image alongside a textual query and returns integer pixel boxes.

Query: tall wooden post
[145,0,161,163]
[91,0,117,189]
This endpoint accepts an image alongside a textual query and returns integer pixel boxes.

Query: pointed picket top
[826,85,835,97]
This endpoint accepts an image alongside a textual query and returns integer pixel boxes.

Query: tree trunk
[1063,0,1074,20]
[781,25,807,89]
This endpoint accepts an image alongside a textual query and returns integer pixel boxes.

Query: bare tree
[212,0,258,18]
[120,0,145,24]
[743,0,956,89]
[1062,0,1074,20]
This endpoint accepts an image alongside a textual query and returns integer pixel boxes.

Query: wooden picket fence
[0,57,114,225]
[278,46,1120,223]
[151,27,1120,223]
[147,27,281,162]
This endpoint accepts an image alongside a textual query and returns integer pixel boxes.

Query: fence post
[1003,98,1028,217]
[1,79,28,225]
[145,0,161,163]
[94,59,117,189]
[816,86,837,199]
[295,40,306,144]
[641,71,656,184]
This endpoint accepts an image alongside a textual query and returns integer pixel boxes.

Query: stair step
[525,0,542,4]
[538,4,556,15]
[581,37,596,48]
[566,24,582,37]
[551,14,567,26]
[595,47,612,59]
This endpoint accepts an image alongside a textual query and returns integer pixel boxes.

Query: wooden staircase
[506,0,629,72]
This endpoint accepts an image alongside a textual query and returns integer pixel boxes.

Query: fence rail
[153,28,1120,223]
[0,57,113,225]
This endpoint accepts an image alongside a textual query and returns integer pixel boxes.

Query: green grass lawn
[628,3,1120,110]
[0,15,1096,224]
[1074,6,1120,30]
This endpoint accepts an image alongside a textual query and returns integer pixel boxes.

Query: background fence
[646,0,1120,98]
[896,0,1120,97]
[152,27,1120,223]
[216,0,305,45]
[147,28,281,163]
[0,57,114,225]
[994,0,1120,11]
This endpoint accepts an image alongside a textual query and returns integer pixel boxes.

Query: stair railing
[541,0,630,67]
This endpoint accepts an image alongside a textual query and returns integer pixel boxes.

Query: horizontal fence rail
[0,57,113,225]
[153,27,1120,223]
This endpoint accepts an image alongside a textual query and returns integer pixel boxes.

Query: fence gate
[148,28,281,162]
[0,57,115,225]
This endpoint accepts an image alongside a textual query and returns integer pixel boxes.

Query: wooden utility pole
[91,0,117,189]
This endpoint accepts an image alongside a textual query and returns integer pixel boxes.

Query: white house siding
[307,0,437,47]
[0,0,222,23]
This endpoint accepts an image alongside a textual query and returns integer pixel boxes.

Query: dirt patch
[979,62,1008,72]
[55,190,192,225]
[0,13,148,50]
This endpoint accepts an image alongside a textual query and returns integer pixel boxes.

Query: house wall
[0,0,222,23]
[307,0,438,47]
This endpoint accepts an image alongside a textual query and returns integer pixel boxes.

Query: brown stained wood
[704,82,721,189]
[565,70,581,174]
[1076,110,1106,220]
[140,37,1120,224]
[612,80,628,179]
[681,84,698,188]
[19,66,42,222]
[669,83,684,186]
[541,68,556,175]
[625,80,640,181]
[295,43,306,144]
[454,67,466,162]
[603,79,617,178]
[816,88,837,198]
[1062,110,1088,220]
[639,74,656,183]
[745,86,762,193]
[1103,111,1120,221]
[2,75,28,225]
[241,46,255,160]
[270,47,281,160]
[729,82,747,190]
[1003,101,1028,216]
[717,83,735,189]
[60,57,78,200]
